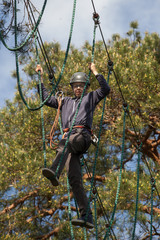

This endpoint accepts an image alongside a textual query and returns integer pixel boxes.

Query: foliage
[0,20,160,239]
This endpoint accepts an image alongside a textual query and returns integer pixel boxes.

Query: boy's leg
[50,139,70,179]
[66,153,92,217]
[65,131,92,218]
[50,129,91,179]
[42,138,70,186]
[43,130,91,189]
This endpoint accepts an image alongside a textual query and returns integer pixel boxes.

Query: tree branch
[83,173,106,182]
[35,224,64,239]
[0,189,40,216]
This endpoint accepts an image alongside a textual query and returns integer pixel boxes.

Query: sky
[0,0,160,109]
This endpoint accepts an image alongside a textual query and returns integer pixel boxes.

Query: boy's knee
[68,175,82,188]
[57,138,74,153]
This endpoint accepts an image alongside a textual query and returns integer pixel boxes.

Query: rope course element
[54,18,97,179]
[52,16,118,239]
[150,177,155,240]
[1,0,159,239]
[89,2,160,239]
[132,143,142,240]
[82,157,117,240]
[67,177,75,240]
[0,0,48,52]
[142,155,160,201]
[35,31,47,168]
[90,0,141,146]
[85,68,111,228]
[14,0,77,111]
[24,0,55,81]
[104,103,128,240]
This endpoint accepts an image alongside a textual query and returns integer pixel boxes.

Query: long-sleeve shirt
[38,74,110,130]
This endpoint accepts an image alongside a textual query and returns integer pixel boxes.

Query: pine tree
[0,25,160,239]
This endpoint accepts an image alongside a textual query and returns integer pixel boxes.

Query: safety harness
[49,92,98,148]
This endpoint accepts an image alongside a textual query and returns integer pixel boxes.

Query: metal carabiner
[91,134,98,146]
[55,91,64,100]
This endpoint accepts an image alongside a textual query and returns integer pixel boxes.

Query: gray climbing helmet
[70,72,90,86]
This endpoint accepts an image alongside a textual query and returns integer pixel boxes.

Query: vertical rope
[84,67,111,233]
[104,104,128,240]
[34,32,47,167]
[131,143,142,240]
[94,194,98,240]
[14,0,77,111]
[67,177,75,240]
[80,158,88,240]
[54,21,97,178]
[55,0,77,85]
[1,0,48,51]
[83,227,87,240]
[150,177,155,240]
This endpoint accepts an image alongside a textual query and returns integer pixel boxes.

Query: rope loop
[123,102,129,113]
[151,177,156,190]
[92,187,97,196]
[90,186,97,201]
[92,192,97,201]
[93,12,100,25]
[136,140,143,151]
[49,72,55,80]
[108,60,114,72]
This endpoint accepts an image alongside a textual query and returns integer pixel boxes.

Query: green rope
[85,69,111,227]
[104,104,128,240]
[55,0,77,86]
[74,197,80,219]
[80,158,87,240]
[0,0,47,51]
[131,143,142,240]
[15,0,77,111]
[150,177,155,240]
[94,194,98,240]
[16,50,56,111]
[59,116,64,135]
[34,32,47,168]
[54,22,97,178]
[53,23,97,240]
[67,176,75,240]
[55,74,89,177]
[83,227,87,239]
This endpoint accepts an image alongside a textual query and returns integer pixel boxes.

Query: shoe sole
[85,222,94,229]
[71,219,85,227]
[71,219,94,229]
[42,168,59,186]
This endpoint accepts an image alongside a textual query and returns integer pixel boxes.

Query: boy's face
[72,82,86,98]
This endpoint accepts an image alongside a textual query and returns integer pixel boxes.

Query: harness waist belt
[63,125,92,134]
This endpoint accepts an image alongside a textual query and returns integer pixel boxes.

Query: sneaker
[42,168,59,186]
[71,213,94,229]
[71,217,85,228]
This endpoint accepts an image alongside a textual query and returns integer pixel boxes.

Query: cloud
[0,48,16,108]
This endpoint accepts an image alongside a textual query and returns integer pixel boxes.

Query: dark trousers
[50,129,92,217]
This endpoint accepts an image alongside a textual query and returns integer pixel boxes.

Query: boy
[36,63,110,228]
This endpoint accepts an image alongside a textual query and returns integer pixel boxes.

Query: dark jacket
[38,74,110,130]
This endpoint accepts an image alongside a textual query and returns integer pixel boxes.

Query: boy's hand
[89,62,98,76]
[36,64,43,83]
[36,64,43,75]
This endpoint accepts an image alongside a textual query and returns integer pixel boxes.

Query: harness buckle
[91,134,98,146]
